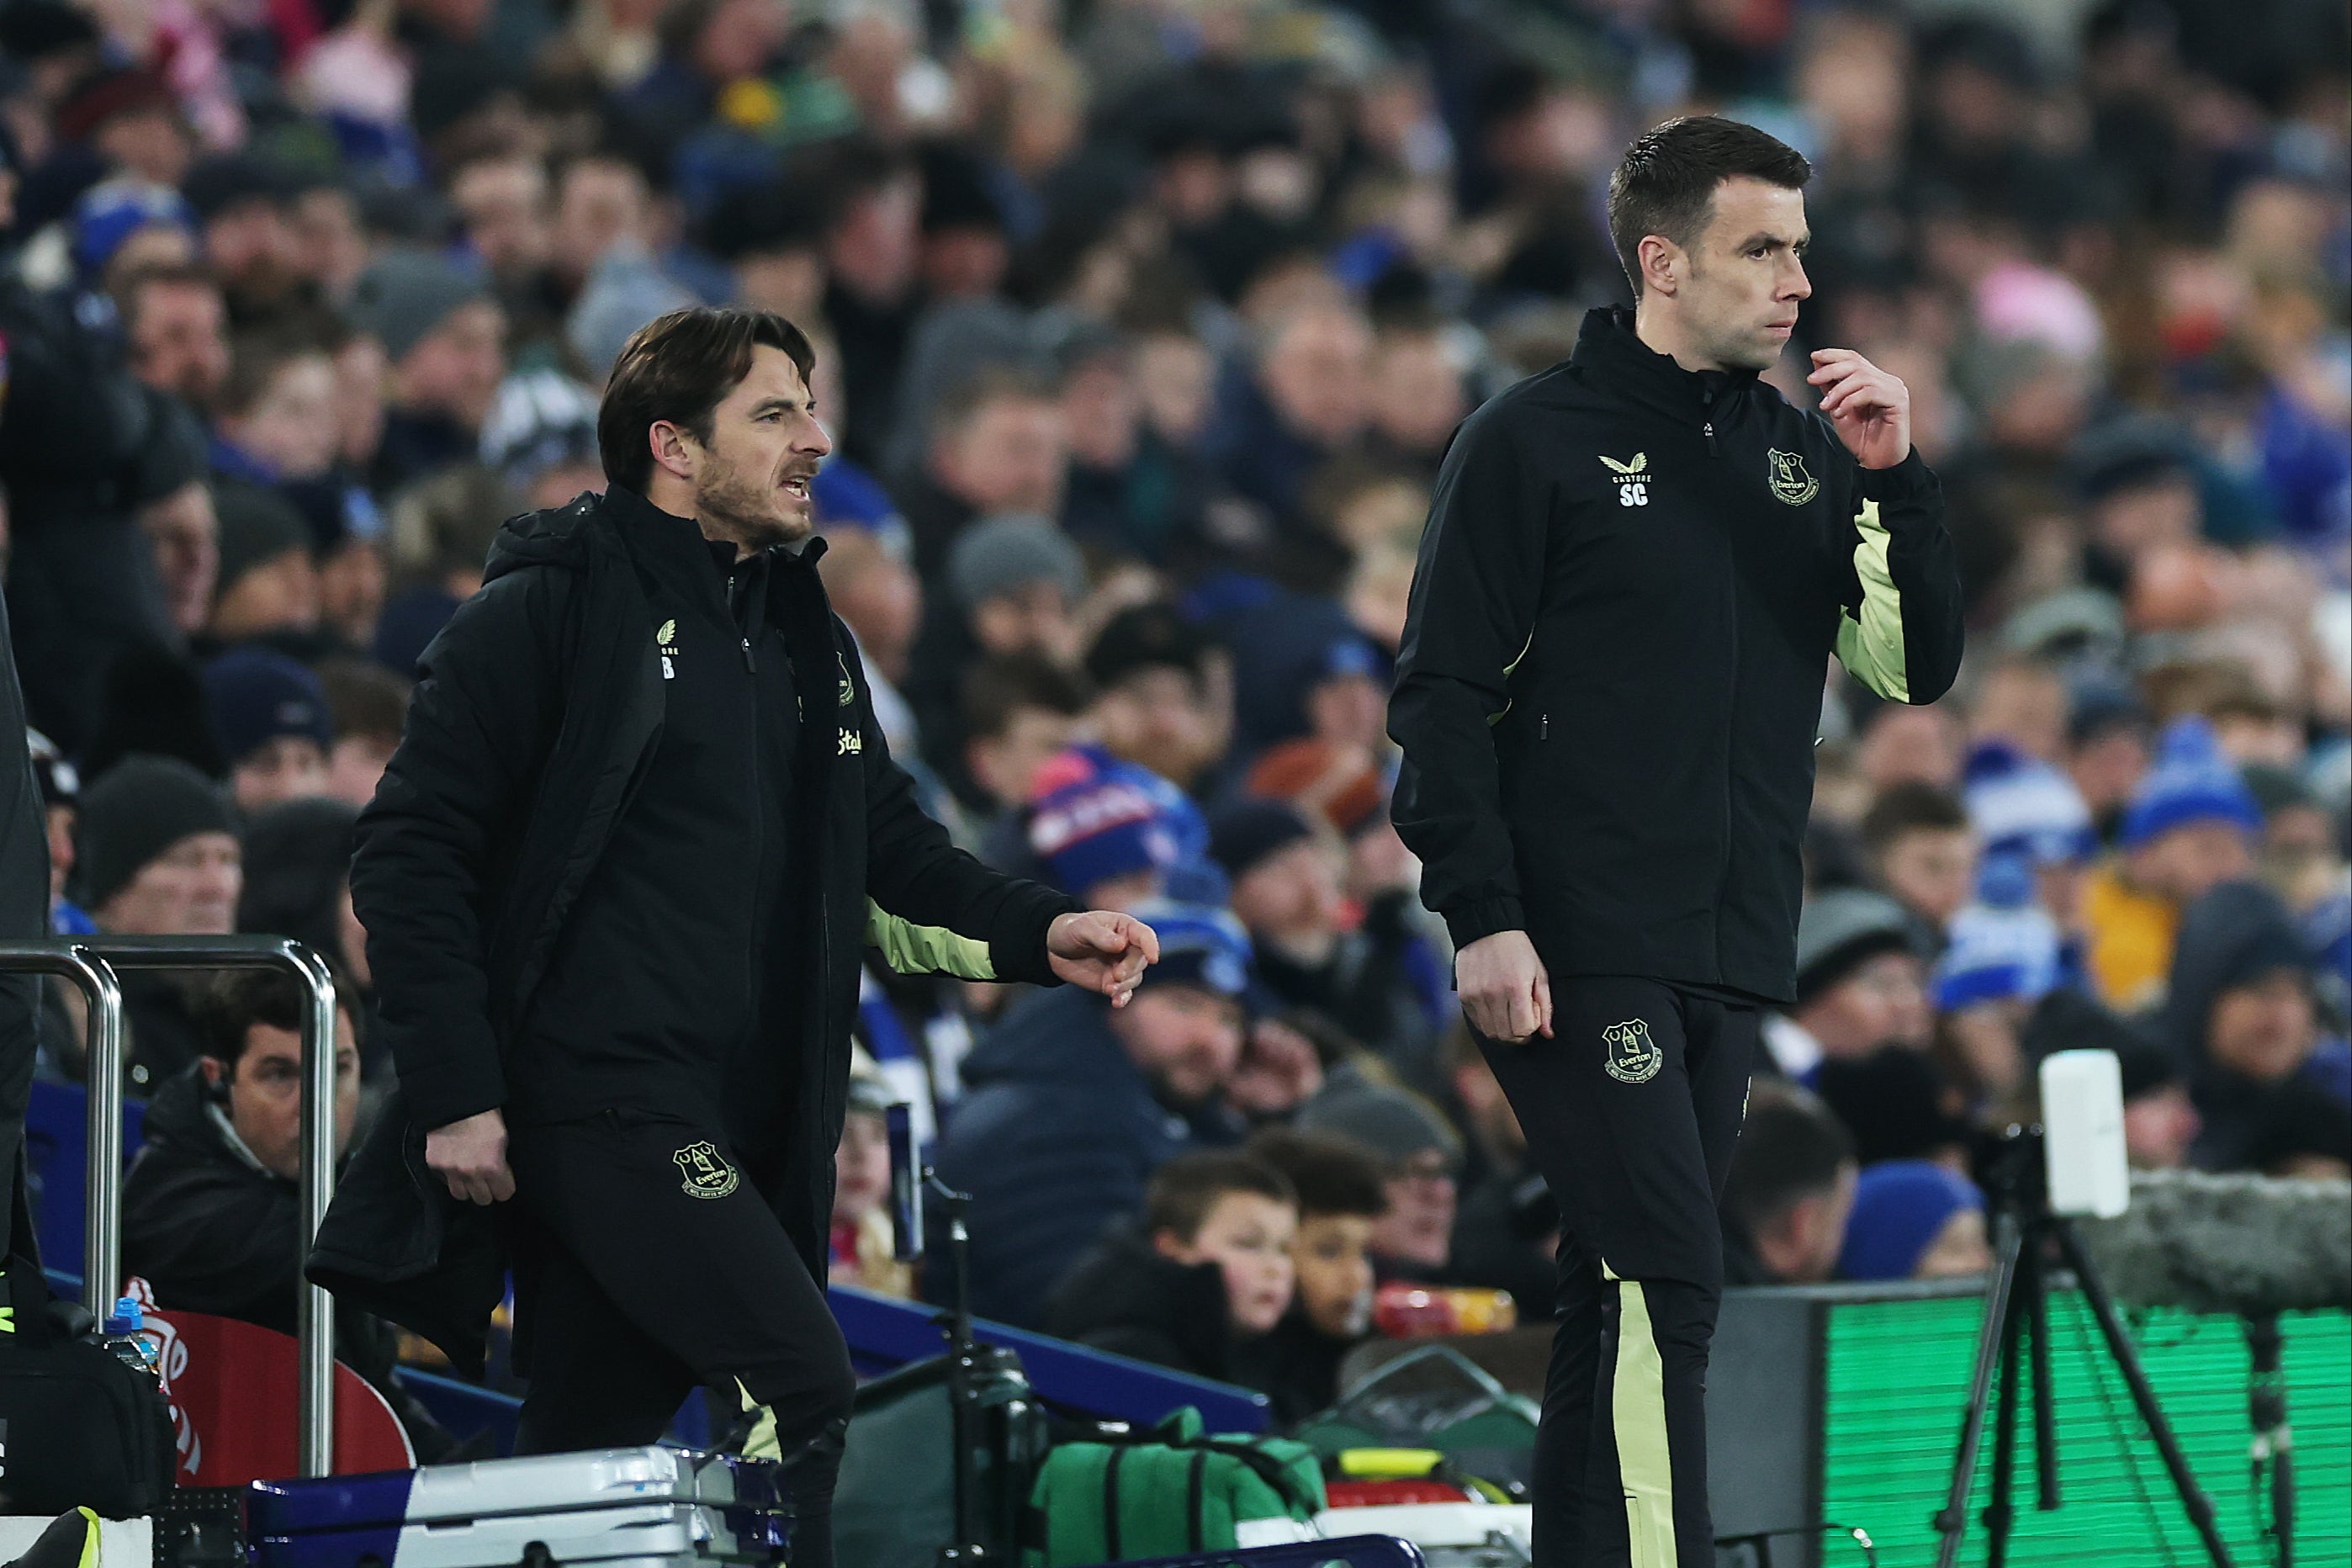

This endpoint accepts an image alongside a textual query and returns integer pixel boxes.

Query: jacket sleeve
[847,628,1082,985]
[1832,449,1964,705]
[1385,403,1552,951]
[350,569,569,1131]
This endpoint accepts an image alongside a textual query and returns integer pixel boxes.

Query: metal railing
[1,934,342,1476]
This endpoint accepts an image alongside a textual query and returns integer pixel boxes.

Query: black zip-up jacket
[310,486,1078,1369]
[1389,308,1963,1003]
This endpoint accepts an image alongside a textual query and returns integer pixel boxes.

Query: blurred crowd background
[3,0,2346,1434]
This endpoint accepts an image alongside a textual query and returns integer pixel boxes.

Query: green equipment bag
[1023,1407,1326,1566]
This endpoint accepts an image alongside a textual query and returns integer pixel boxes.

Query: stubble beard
[695,449,811,554]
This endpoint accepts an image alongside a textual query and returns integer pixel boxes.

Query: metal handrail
[0,940,123,1318]
[4,935,342,1477]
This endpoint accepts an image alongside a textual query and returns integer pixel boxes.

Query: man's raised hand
[1047,910,1161,1007]
[1807,348,1911,470]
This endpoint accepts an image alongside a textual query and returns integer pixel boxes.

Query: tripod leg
[2246,1313,2292,1568]
[2030,1236,2059,1512]
[1986,1275,2026,1568]
[1936,1210,2028,1568]
[2053,1220,2239,1568]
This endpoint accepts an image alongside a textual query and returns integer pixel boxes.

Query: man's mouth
[781,474,813,501]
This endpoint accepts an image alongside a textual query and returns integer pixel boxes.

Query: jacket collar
[1571,305,1761,426]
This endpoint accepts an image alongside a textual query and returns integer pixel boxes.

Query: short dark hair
[1862,781,1972,854]
[1144,1150,1296,1243]
[113,261,221,332]
[218,327,333,419]
[1245,1128,1388,1221]
[196,968,359,1072]
[962,654,1094,743]
[1720,1081,1853,1239]
[1086,601,1214,694]
[596,308,817,495]
[316,657,411,748]
[1606,116,1811,298]
[930,364,1061,446]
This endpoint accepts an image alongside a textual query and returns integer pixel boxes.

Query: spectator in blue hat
[1028,769,1189,911]
[202,648,334,813]
[1931,856,2066,1111]
[2083,717,2260,1010]
[1835,1161,1991,1283]
[931,899,1253,1327]
[1963,738,2097,936]
[67,177,196,288]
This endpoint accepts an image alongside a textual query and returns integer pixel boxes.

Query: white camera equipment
[1933,1104,2234,1568]
[2038,1050,2130,1220]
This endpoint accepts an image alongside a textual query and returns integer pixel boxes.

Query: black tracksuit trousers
[506,1109,855,1567]
[1477,975,1757,1568]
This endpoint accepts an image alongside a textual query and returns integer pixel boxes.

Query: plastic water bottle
[102,1296,162,1385]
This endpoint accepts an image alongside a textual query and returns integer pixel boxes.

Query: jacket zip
[1703,421,1718,457]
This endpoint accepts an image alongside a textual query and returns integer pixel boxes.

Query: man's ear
[199,1056,230,1100]
[1637,233,1682,298]
[648,420,697,483]
[1152,1227,1196,1263]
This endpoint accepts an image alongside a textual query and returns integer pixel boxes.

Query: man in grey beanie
[73,755,243,1091]
[908,511,1089,793]
[1297,1067,1465,1278]
[348,248,507,494]
[947,511,1088,657]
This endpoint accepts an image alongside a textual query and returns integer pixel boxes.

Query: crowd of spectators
[2,0,2344,1433]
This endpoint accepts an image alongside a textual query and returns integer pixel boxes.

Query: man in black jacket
[340,309,1153,1563]
[122,972,456,1457]
[1387,118,1963,1568]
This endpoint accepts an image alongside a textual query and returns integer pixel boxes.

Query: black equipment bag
[0,1257,177,1516]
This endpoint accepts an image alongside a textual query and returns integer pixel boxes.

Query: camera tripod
[1933,1131,2236,1568]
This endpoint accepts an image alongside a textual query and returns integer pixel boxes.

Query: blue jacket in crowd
[930,983,1216,1328]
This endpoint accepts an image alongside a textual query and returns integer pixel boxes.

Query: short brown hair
[1607,116,1811,298]
[218,327,333,419]
[317,657,411,748]
[1245,1128,1388,1221]
[1862,781,1971,854]
[962,654,1093,743]
[596,308,816,494]
[1143,1150,1295,1244]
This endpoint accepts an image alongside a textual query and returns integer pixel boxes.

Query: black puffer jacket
[312,487,1077,1369]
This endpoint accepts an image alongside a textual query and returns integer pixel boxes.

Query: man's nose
[1783,257,1813,301]
[800,417,834,458]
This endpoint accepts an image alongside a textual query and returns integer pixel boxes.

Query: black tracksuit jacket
[313,485,1078,1369]
[1389,308,1964,1003]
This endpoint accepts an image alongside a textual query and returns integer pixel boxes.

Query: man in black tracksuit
[1388,119,1963,1567]
[326,310,1155,1564]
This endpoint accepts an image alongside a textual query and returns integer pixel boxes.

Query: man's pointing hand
[1047,910,1161,1008]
